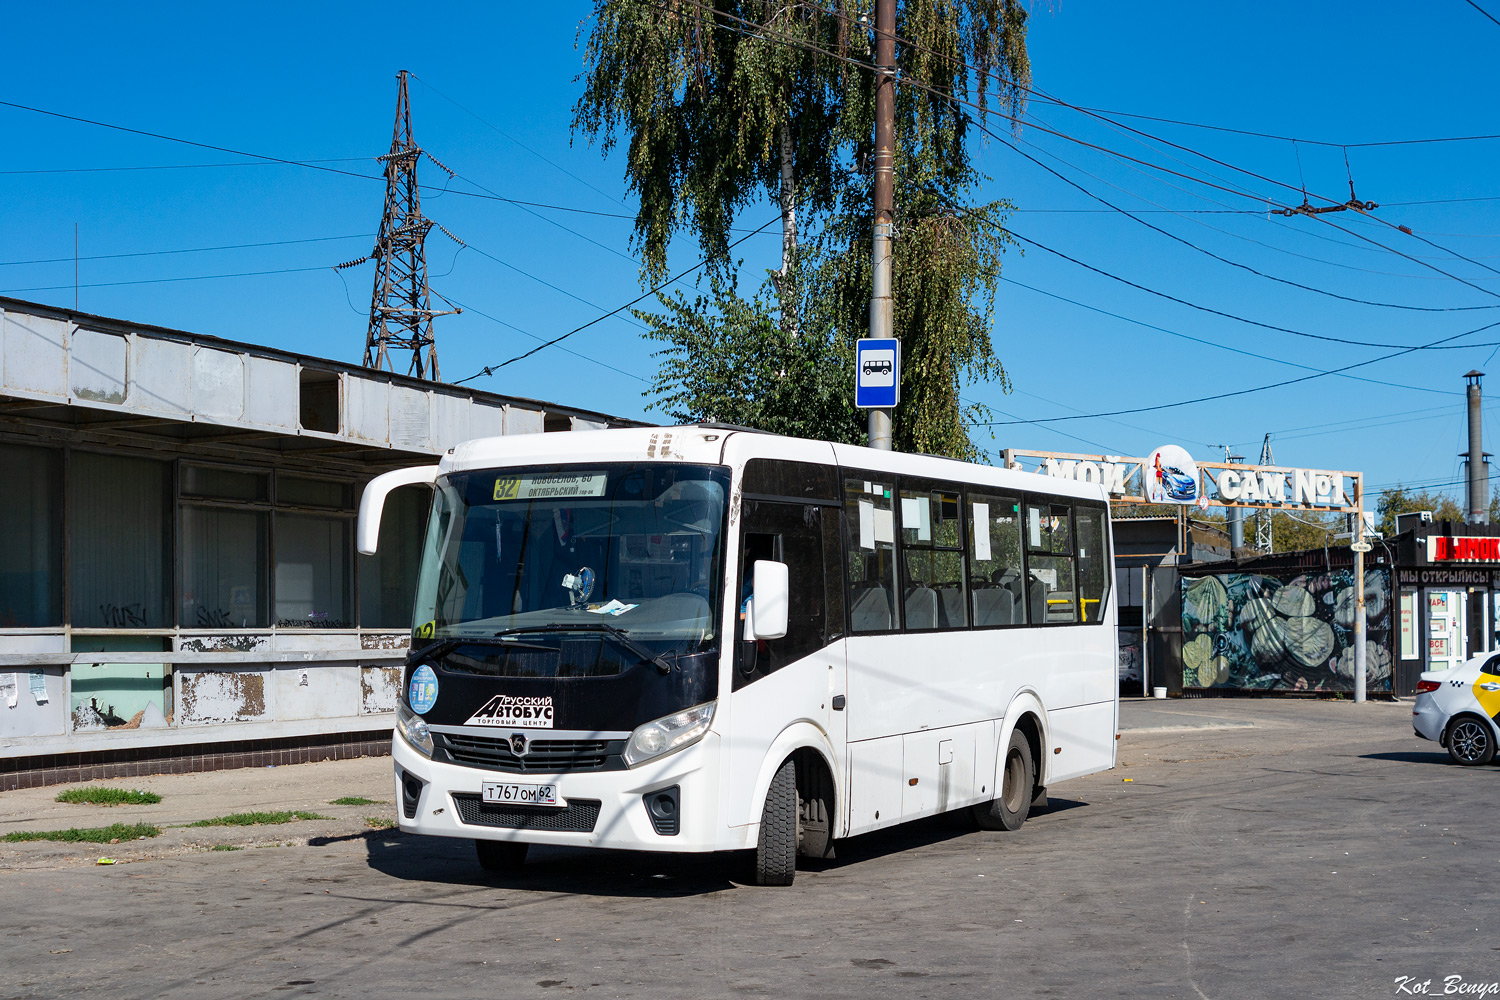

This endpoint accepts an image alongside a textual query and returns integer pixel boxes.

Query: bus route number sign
[855,338,900,409]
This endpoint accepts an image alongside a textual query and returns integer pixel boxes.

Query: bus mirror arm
[750,560,789,640]
[358,465,440,555]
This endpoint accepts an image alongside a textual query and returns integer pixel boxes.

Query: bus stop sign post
[856,337,900,411]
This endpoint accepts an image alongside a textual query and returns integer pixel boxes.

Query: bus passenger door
[726,501,846,832]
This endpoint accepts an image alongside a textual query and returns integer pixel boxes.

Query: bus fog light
[396,702,434,757]
[624,702,716,767]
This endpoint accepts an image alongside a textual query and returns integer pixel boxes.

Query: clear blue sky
[3,2,1498,502]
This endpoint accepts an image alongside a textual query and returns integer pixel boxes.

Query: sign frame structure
[1001,449,1364,515]
[855,337,900,409]
[1002,447,1371,703]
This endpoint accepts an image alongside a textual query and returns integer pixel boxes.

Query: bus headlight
[396,701,434,757]
[624,702,716,768]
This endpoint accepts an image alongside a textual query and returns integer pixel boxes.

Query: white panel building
[0,296,643,787]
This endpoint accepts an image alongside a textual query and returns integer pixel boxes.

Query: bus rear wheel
[972,729,1034,832]
[753,759,798,886]
[475,839,528,871]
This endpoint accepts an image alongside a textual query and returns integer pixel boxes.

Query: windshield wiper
[496,623,674,674]
[410,634,553,663]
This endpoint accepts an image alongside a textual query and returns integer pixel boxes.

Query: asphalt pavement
[3,696,1497,1000]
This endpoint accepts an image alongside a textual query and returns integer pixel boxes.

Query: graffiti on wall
[1180,568,1392,692]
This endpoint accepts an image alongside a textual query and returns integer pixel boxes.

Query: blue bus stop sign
[855,338,900,408]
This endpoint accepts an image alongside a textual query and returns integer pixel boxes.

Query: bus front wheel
[972,729,1034,832]
[753,759,798,886]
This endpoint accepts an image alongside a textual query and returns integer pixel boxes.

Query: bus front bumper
[391,729,724,853]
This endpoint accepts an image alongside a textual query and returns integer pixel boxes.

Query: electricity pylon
[1256,433,1274,552]
[355,70,458,380]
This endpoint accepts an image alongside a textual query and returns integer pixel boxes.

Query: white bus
[358,425,1117,885]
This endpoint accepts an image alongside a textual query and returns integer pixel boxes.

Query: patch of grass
[329,796,380,806]
[187,811,330,828]
[54,787,161,806]
[365,816,396,830]
[211,845,243,852]
[2,822,161,843]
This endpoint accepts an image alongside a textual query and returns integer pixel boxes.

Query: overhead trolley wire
[1004,227,1493,352]
[987,121,1497,312]
[454,215,783,384]
[655,1,1500,303]
[1001,276,1475,395]
[971,316,1500,428]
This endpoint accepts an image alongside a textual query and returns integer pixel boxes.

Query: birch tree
[574,0,1031,457]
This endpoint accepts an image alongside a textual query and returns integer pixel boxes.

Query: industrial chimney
[1466,370,1488,524]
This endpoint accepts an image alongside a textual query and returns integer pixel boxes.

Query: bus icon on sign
[855,338,900,408]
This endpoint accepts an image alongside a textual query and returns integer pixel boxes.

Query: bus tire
[475,839,528,871]
[972,729,1034,832]
[754,759,798,886]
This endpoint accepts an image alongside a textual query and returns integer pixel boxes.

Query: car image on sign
[861,359,893,376]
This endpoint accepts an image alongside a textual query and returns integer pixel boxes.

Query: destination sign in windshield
[492,473,608,501]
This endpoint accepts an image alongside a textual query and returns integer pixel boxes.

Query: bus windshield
[412,463,729,647]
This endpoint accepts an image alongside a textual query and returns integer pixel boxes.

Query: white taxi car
[1413,653,1500,765]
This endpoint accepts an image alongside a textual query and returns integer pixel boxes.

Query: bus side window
[967,494,1026,627]
[843,477,898,632]
[1074,505,1110,623]
[1026,500,1077,623]
[899,485,966,630]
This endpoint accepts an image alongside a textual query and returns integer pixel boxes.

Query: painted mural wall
[1180,568,1393,693]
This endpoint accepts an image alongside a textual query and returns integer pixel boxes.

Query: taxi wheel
[1445,716,1497,766]
[475,839,529,871]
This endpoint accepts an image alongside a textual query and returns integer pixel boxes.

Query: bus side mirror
[750,560,789,640]
[358,465,439,555]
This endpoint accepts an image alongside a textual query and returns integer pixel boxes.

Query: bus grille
[433,733,625,773]
[452,794,601,833]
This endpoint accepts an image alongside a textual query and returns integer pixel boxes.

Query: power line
[1001,277,1472,396]
[447,296,650,385]
[1006,227,1495,351]
[455,215,783,384]
[972,316,1500,427]
[1,265,329,294]
[0,233,372,268]
[0,158,371,176]
[991,123,1497,313]
[408,73,626,208]
[1464,0,1500,28]
[1022,96,1500,150]
[660,0,1500,302]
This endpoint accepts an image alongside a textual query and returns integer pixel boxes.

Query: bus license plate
[482,782,562,807]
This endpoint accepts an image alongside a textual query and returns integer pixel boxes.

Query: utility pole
[1353,473,1367,703]
[1465,370,1488,524]
[866,0,896,451]
[356,70,458,381]
[1256,433,1274,552]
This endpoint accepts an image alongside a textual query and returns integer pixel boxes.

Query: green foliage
[3,822,160,843]
[1377,485,1467,537]
[54,786,162,806]
[575,0,1031,459]
[211,845,243,851]
[365,816,397,830]
[329,796,380,806]
[640,273,864,442]
[187,811,329,827]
